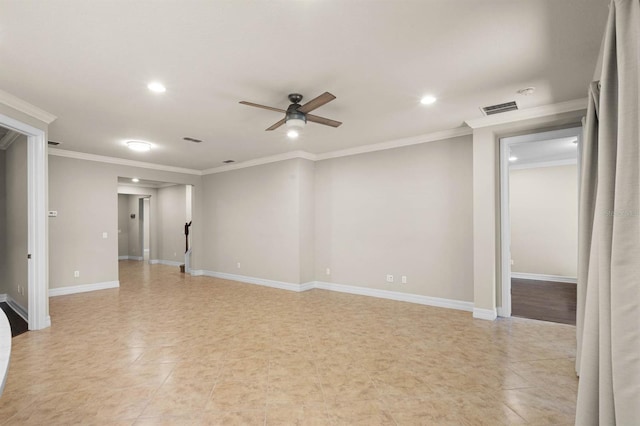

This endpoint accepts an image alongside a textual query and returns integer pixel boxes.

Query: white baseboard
[118,256,143,261]
[511,272,577,284]
[3,295,28,322]
[49,281,120,297]
[314,281,474,312]
[150,259,183,267]
[473,308,497,321]
[194,270,312,292]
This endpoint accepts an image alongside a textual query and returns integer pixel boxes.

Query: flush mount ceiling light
[420,95,437,105]
[147,81,166,93]
[509,156,518,162]
[126,140,151,152]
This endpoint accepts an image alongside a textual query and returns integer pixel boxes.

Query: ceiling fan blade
[266,118,286,131]
[239,101,286,114]
[298,92,336,113]
[306,114,342,128]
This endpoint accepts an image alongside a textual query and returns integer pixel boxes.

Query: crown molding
[0,130,21,150]
[315,127,472,161]
[0,89,57,124]
[48,148,203,175]
[465,98,588,129]
[510,157,577,170]
[202,150,317,175]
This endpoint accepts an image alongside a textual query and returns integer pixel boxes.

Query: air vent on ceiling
[481,101,518,116]
[48,140,61,146]
[183,137,202,143]
[223,160,235,164]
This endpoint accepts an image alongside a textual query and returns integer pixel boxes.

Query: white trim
[118,256,129,260]
[473,308,497,321]
[48,148,202,176]
[465,98,588,129]
[0,89,57,124]
[49,281,120,297]
[315,127,472,161]
[0,295,6,303]
[314,281,473,312]
[0,130,20,150]
[202,151,316,175]
[119,255,143,261]
[511,272,577,284]
[5,296,28,323]
[150,259,183,267]
[510,158,577,170]
[195,270,312,292]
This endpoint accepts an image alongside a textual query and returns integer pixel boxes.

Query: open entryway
[499,126,581,324]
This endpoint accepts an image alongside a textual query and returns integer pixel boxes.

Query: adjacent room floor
[0,261,578,424]
[511,278,577,325]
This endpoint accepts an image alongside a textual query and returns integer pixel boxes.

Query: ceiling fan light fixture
[285,115,306,139]
[287,129,300,139]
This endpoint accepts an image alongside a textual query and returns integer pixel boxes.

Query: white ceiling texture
[0,0,608,170]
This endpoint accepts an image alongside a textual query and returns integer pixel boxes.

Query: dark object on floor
[0,302,28,337]
[512,278,577,325]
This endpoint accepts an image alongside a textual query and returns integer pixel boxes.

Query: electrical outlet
[401,276,407,284]
[386,274,394,283]
[74,270,80,278]
[325,268,331,275]
[102,232,108,239]
[237,262,241,269]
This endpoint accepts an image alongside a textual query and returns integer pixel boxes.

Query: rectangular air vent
[48,140,60,146]
[183,137,202,143]
[222,160,235,164]
[481,101,518,116]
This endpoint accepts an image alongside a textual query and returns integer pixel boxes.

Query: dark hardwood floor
[511,278,577,325]
[0,302,29,337]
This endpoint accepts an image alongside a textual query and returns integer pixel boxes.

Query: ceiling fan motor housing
[286,94,307,124]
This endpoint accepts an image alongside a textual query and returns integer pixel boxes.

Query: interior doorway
[0,113,49,330]
[499,126,581,324]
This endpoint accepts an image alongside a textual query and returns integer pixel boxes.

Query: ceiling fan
[240,92,342,138]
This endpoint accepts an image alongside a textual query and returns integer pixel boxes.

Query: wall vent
[223,160,235,164]
[481,101,518,116]
[183,137,202,143]
[48,140,61,146]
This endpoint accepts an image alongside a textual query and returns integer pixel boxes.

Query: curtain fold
[575,0,640,425]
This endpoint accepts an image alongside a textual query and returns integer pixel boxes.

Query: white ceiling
[0,1,607,170]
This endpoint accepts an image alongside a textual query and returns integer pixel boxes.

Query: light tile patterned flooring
[0,261,578,425]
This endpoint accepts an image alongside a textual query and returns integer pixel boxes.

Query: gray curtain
[575,0,640,425]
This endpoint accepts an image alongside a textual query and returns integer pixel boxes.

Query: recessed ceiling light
[287,129,300,139]
[126,140,151,152]
[571,137,578,144]
[132,178,140,183]
[420,95,437,105]
[517,87,536,96]
[509,156,518,162]
[147,82,166,93]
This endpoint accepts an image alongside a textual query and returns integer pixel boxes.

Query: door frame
[0,112,50,330]
[498,126,582,318]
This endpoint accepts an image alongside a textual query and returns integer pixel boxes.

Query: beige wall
[315,135,474,301]
[510,164,578,277]
[117,194,130,257]
[157,185,187,263]
[4,136,28,308]
[48,155,201,289]
[201,159,308,284]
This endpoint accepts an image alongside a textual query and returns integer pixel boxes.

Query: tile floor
[0,261,578,425]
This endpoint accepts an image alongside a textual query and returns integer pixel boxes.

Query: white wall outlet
[74,270,80,278]
[237,262,241,269]
[325,268,331,275]
[401,275,407,284]
[386,274,394,283]
[510,259,514,265]
[48,210,58,217]
[102,232,108,239]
